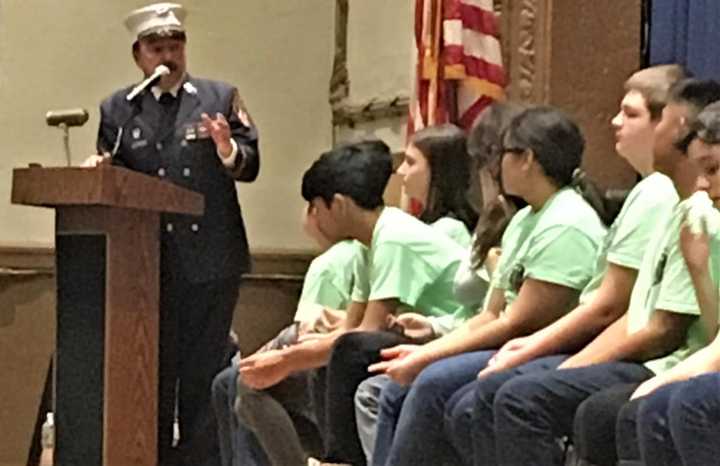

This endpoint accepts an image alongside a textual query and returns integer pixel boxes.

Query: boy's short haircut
[301,139,393,209]
[691,101,720,144]
[679,101,720,152]
[669,79,720,152]
[624,64,687,120]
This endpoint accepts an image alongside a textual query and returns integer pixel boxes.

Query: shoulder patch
[232,89,254,128]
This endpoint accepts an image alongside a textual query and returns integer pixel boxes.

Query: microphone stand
[59,123,72,166]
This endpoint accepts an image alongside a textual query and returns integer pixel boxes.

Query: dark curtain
[648,0,720,79]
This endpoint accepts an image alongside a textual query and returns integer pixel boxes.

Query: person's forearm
[659,345,720,382]
[400,287,504,368]
[356,299,398,332]
[564,315,633,365]
[691,269,719,340]
[567,313,687,367]
[343,301,367,329]
[643,330,720,391]
[409,310,510,366]
[525,301,623,360]
[282,333,341,372]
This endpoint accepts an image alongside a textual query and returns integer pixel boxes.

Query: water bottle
[173,416,180,447]
[40,412,54,466]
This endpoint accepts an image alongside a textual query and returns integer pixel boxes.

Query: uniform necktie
[158,92,180,133]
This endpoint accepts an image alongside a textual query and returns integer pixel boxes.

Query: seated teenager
[583,100,720,466]
[374,123,479,341]
[366,106,608,466]
[353,102,523,464]
[463,78,720,466]
[401,123,479,248]
[211,207,366,466]
[235,140,471,466]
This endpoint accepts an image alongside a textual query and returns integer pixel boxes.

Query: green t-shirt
[490,188,607,308]
[351,207,471,325]
[580,173,678,303]
[627,201,720,374]
[294,239,366,322]
[431,217,472,248]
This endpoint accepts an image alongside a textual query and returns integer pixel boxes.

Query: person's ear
[522,149,535,172]
[132,42,141,64]
[331,193,346,214]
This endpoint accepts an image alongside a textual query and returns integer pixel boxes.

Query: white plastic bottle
[40,412,54,466]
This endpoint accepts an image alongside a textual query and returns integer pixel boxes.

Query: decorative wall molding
[330,0,409,133]
[329,0,350,109]
[332,96,410,127]
[516,0,539,101]
[501,0,551,104]
[0,246,314,279]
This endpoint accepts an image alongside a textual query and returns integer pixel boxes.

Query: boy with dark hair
[235,140,471,466]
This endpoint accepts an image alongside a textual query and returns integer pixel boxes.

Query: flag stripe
[459,94,495,129]
[444,27,503,66]
[444,2,500,37]
[444,46,506,85]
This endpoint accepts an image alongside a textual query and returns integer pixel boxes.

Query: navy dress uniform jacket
[96,77,259,283]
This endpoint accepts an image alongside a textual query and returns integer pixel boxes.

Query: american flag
[409,0,506,133]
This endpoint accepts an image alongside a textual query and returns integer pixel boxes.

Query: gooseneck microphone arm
[108,64,170,158]
[126,64,170,101]
[109,98,143,159]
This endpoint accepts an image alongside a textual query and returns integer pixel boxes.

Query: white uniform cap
[124,3,187,40]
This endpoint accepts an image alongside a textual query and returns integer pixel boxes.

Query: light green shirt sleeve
[350,247,370,303]
[298,241,363,310]
[655,244,702,315]
[431,217,472,248]
[523,225,599,290]
[367,241,439,307]
[298,264,349,310]
[607,193,674,270]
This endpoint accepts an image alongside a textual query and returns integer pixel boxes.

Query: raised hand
[201,112,233,158]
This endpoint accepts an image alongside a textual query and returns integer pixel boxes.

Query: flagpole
[427,0,443,126]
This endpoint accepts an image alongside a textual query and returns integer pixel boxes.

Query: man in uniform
[83,3,259,465]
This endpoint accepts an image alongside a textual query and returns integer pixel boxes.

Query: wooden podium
[11,166,203,466]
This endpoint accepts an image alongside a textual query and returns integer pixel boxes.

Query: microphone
[45,108,89,127]
[126,64,170,101]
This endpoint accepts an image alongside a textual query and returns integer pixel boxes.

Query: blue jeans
[472,360,652,466]
[638,372,720,466]
[372,350,496,466]
[573,383,643,466]
[210,365,269,466]
[443,354,567,465]
[354,374,393,464]
[235,368,324,466]
[212,364,270,466]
